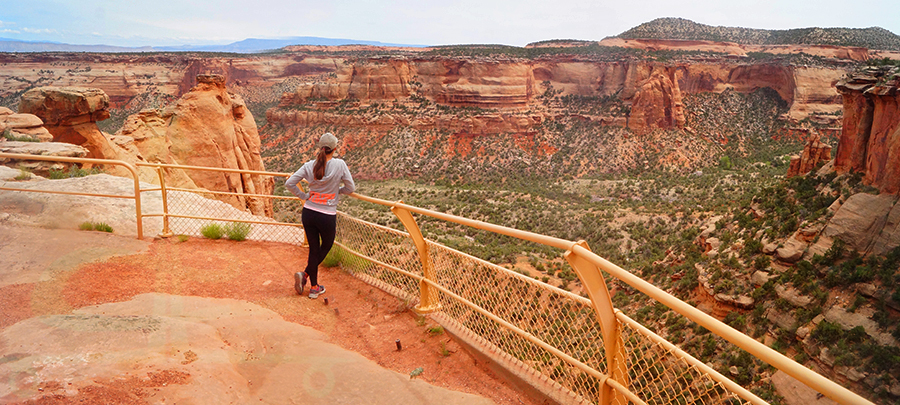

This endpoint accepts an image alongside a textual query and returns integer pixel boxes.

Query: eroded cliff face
[835,66,900,194]
[265,55,849,136]
[0,45,854,137]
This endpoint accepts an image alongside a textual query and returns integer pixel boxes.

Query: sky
[1,0,899,47]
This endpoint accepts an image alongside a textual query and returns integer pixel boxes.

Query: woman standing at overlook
[285,133,356,299]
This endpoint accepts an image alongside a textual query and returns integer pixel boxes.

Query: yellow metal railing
[0,152,145,238]
[0,153,874,405]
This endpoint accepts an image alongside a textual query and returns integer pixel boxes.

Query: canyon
[2,26,900,405]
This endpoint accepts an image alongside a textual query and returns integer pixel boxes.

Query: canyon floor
[0,224,540,405]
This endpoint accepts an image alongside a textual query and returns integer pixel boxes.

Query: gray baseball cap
[317,132,338,150]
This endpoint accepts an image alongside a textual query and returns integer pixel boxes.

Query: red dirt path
[0,236,542,405]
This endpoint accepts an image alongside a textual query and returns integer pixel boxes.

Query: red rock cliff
[835,66,900,194]
[267,56,848,135]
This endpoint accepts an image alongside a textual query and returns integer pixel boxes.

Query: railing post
[155,166,174,238]
[390,202,441,314]
[565,240,627,405]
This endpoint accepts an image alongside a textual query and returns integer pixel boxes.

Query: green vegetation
[200,223,225,239]
[426,325,444,336]
[224,222,251,241]
[48,166,102,179]
[79,221,113,233]
[421,42,728,62]
[321,245,373,270]
[618,17,900,51]
[14,169,32,181]
[202,222,252,241]
[2,129,38,142]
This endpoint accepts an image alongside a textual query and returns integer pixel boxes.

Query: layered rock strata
[268,57,849,135]
[0,107,52,142]
[18,87,114,158]
[835,66,900,194]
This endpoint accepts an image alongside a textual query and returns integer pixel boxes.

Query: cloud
[0,20,16,27]
[1,29,22,34]
[22,27,57,34]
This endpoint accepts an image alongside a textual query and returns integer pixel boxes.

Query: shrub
[200,223,225,239]
[321,246,343,267]
[752,256,771,271]
[225,222,251,241]
[811,320,843,345]
[14,169,31,181]
[48,166,101,179]
[2,129,38,142]
[78,221,113,233]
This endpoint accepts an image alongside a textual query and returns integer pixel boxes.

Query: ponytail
[313,147,333,180]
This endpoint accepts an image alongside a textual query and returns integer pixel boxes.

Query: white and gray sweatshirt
[285,158,356,215]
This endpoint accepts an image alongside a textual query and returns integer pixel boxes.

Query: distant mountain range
[0,37,424,53]
[617,17,900,50]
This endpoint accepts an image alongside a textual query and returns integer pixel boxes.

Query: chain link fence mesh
[164,189,306,245]
[615,315,751,405]
[142,166,764,405]
[331,211,762,405]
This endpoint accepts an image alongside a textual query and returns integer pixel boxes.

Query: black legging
[301,208,336,286]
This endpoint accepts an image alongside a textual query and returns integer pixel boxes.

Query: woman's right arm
[285,164,310,200]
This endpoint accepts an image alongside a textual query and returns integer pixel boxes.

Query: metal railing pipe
[350,193,574,251]
[0,152,144,238]
[572,244,872,405]
[135,162,290,177]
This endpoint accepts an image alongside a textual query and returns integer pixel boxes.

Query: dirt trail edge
[0,223,540,405]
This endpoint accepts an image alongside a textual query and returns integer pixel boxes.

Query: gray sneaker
[294,272,307,295]
[309,284,326,299]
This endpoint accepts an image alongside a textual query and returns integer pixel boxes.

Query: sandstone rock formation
[0,107,52,142]
[628,68,685,131]
[597,37,871,61]
[0,141,88,174]
[835,66,900,194]
[0,47,855,139]
[820,192,900,256]
[117,74,274,216]
[787,132,832,177]
[17,87,116,160]
[10,77,273,217]
[0,293,493,404]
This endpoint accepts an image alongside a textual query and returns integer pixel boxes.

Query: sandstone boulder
[823,306,898,346]
[19,87,110,127]
[18,87,111,147]
[822,192,900,256]
[775,238,807,263]
[0,141,89,174]
[0,112,53,142]
[775,285,813,308]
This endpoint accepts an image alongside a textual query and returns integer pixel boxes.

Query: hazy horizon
[2,0,899,48]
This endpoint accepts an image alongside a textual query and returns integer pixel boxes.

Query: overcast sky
[2,0,898,47]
